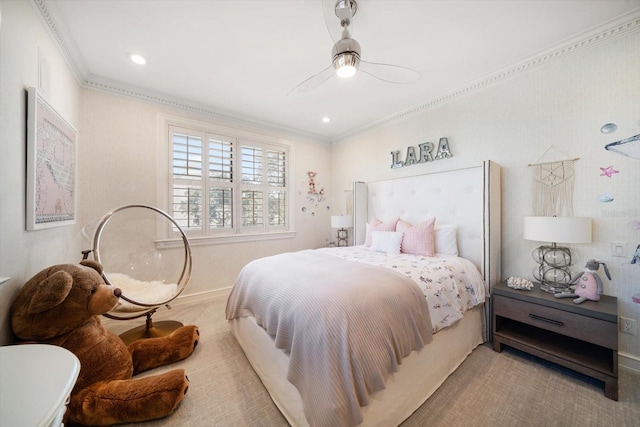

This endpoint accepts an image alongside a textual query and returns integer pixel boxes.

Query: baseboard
[171,287,232,306]
[619,351,640,373]
[100,287,232,329]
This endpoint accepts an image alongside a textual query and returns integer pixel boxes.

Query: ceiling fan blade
[359,60,421,84]
[323,0,355,43]
[287,65,334,95]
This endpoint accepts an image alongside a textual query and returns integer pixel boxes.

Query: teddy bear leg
[129,325,199,374]
[67,369,189,426]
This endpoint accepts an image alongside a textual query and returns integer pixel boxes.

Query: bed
[226,161,501,427]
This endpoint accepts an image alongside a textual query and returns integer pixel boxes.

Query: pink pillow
[365,217,398,247]
[396,218,436,256]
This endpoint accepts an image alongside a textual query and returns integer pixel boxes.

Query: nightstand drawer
[493,294,617,350]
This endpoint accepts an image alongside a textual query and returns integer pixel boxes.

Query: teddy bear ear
[80,259,104,275]
[25,271,74,314]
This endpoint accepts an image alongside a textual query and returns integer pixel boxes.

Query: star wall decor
[599,165,619,178]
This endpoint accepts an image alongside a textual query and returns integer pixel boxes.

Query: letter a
[435,137,452,160]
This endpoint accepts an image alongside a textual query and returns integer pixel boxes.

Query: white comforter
[318,246,487,333]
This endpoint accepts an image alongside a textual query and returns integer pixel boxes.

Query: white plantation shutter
[241,189,264,227]
[241,144,264,228]
[267,149,287,226]
[169,124,288,237]
[171,128,203,231]
[241,145,262,184]
[208,136,232,181]
[268,190,286,226]
[208,135,234,230]
[209,187,233,229]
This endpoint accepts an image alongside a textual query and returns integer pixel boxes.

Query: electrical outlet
[620,317,637,336]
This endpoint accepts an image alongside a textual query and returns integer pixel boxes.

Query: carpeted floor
[104,294,640,427]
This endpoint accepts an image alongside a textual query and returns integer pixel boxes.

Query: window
[169,124,289,238]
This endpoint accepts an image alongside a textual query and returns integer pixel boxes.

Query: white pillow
[435,224,458,256]
[370,231,404,254]
[365,217,399,247]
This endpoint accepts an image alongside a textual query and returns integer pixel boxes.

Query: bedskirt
[229,304,485,427]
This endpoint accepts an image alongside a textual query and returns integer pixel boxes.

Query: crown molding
[32,0,639,145]
[83,78,331,144]
[30,0,88,82]
[333,10,640,142]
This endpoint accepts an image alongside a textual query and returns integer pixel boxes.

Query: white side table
[0,344,80,426]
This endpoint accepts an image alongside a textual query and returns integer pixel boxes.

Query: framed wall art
[26,87,77,230]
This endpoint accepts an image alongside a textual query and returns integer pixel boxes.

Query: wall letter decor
[391,137,452,169]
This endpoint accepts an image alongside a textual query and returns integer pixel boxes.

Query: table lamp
[523,216,592,293]
[331,215,352,247]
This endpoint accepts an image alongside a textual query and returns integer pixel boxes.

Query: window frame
[158,115,295,247]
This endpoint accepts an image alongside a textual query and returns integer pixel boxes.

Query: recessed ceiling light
[322,117,331,123]
[128,53,146,65]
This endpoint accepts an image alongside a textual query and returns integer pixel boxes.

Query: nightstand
[492,281,618,400]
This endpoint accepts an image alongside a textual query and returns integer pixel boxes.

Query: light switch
[612,242,627,257]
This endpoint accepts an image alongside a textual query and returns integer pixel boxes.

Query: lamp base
[337,228,348,247]
[533,243,574,294]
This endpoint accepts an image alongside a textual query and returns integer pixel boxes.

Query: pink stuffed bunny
[554,259,611,304]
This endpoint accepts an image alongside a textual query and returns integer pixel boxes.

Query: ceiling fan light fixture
[288,0,419,94]
[331,35,361,79]
[333,52,359,78]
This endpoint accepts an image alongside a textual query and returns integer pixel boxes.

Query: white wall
[0,0,82,345]
[330,31,640,363]
[78,89,333,296]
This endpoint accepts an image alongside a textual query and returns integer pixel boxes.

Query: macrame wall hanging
[528,146,579,216]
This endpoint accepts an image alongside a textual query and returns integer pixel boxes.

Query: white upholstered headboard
[353,160,501,292]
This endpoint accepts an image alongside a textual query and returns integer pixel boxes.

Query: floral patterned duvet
[317,245,487,333]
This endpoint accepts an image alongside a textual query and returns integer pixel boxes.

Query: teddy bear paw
[172,324,199,358]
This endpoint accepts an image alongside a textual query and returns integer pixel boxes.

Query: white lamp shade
[523,216,592,244]
[331,215,352,229]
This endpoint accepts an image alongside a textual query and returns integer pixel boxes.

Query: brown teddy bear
[10,260,200,426]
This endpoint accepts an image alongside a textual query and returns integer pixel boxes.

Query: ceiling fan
[288,0,421,94]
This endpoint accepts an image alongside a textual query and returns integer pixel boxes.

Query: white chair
[84,205,192,345]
